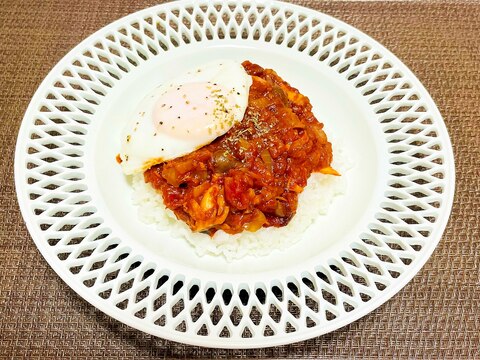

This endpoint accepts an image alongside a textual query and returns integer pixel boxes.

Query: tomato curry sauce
[144,61,337,235]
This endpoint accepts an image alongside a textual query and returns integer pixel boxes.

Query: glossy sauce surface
[144,61,335,234]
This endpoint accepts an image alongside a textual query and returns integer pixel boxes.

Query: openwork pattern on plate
[19,0,449,344]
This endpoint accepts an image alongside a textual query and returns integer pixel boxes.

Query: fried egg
[119,60,252,175]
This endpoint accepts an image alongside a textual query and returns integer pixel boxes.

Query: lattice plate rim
[14,0,455,348]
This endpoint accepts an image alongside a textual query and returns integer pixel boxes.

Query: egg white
[119,60,252,175]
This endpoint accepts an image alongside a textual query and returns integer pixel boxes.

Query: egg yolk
[152,82,239,141]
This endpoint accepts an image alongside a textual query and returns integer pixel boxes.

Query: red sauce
[144,61,336,235]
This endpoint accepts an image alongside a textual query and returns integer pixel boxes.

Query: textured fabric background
[1,0,479,358]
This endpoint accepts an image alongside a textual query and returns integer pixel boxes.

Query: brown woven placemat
[1,0,479,358]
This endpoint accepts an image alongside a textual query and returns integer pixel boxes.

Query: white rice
[131,141,350,261]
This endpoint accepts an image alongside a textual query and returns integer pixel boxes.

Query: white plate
[15,0,455,349]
